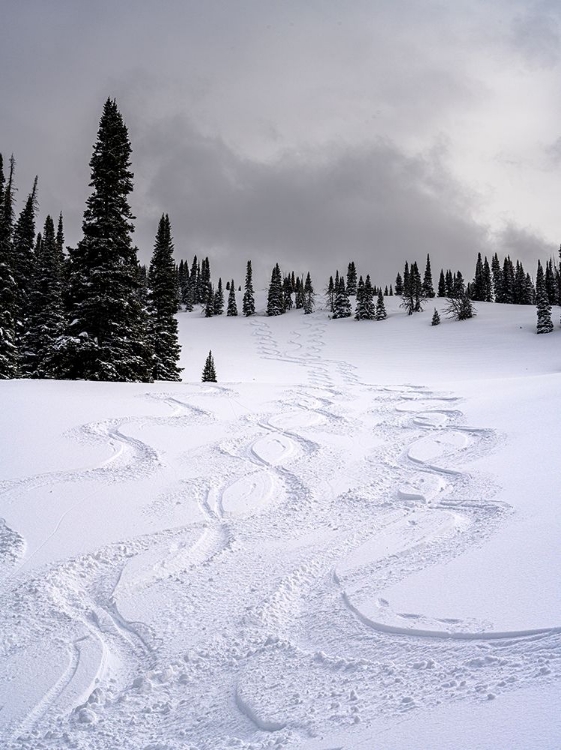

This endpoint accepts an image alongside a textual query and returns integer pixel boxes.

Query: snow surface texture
[0,296,560,750]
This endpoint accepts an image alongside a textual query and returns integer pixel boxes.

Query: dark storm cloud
[134,116,490,286]
[1,0,559,287]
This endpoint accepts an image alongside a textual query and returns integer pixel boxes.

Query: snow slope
[0,295,560,750]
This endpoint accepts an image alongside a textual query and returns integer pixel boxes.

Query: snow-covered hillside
[1,296,560,750]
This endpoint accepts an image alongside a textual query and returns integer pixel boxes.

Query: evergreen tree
[204,287,215,317]
[282,275,293,310]
[431,307,441,326]
[354,276,367,320]
[227,279,238,316]
[422,254,435,298]
[545,259,558,305]
[202,350,217,382]
[295,276,305,309]
[213,277,224,315]
[524,273,535,305]
[471,252,485,301]
[147,214,182,381]
[22,216,66,377]
[332,276,352,318]
[483,256,492,301]
[303,272,315,314]
[326,275,335,312]
[491,253,502,302]
[346,261,357,295]
[402,261,410,297]
[452,270,465,298]
[190,255,200,302]
[242,260,255,316]
[502,257,514,304]
[266,263,284,316]
[389,284,393,296]
[12,176,39,339]
[395,271,403,295]
[0,154,18,378]
[57,99,152,381]
[375,289,387,320]
[444,269,453,297]
[536,260,553,334]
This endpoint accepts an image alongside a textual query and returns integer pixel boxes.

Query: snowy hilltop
[0,296,560,750]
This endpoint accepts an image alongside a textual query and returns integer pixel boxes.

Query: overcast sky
[2,0,561,287]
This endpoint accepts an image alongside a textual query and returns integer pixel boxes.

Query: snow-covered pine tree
[213,277,224,315]
[354,276,365,320]
[283,275,293,310]
[431,307,441,326]
[21,216,66,377]
[545,259,558,305]
[422,254,435,298]
[394,271,403,296]
[0,154,18,379]
[12,177,38,343]
[295,276,305,309]
[266,263,284,316]
[227,280,238,316]
[202,350,217,382]
[402,262,410,297]
[57,99,152,381]
[536,260,553,334]
[437,269,445,297]
[204,287,215,317]
[326,275,335,312]
[501,257,514,304]
[332,276,352,318]
[375,289,387,320]
[200,257,212,305]
[303,272,315,314]
[346,262,357,295]
[242,260,255,316]
[483,256,492,301]
[146,214,182,381]
[471,252,485,301]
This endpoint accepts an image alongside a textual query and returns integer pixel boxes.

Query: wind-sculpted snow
[1,309,560,749]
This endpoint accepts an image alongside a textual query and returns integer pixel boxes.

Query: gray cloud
[1,0,559,290]
[134,117,491,287]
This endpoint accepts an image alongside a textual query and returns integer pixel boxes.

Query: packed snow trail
[1,308,560,749]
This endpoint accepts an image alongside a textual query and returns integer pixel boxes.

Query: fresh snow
[0,294,560,749]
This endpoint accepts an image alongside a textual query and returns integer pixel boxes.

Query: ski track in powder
[1,313,559,749]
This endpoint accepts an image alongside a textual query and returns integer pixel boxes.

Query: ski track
[2,318,560,749]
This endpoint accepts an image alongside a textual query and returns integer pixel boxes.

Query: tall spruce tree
[375,289,387,320]
[536,260,553,334]
[0,154,18,378]
[346,262,357,295]
[22,217,66,377]
[227,280,238,316]
[422,254,435,298]
[58,99,151,381]
[332,276,352,318]
[303,272,315,314]
[471,252,485,301]
[147,214,182,381]
[242,260,255,316]
[437,269,446,297]
[213,277,224,315]
[12,177,39,341]
[202,350,217,382]
[266,263,284,316]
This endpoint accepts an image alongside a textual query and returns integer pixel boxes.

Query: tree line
[2,99,560,384]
